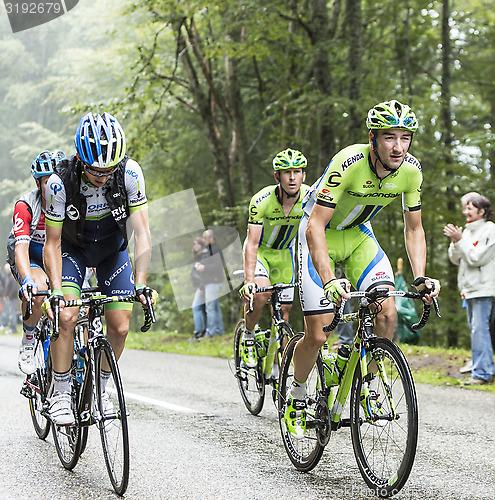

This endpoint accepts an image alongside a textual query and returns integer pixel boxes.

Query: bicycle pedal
[20,382,32,399]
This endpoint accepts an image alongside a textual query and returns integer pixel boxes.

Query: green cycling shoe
[240,336,258,369]
[283,395,307,440]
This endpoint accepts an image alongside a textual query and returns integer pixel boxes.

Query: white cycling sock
[270,364,279,380]
[22,323,36,345]
[53,370,71,394]
[100,370,111,393]
[289,379,307,400]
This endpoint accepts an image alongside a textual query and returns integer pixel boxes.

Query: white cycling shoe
[18,344,36,375]
[49,391,75,426]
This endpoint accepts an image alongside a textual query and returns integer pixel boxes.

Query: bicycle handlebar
[246,282,299,315]
[49,289,157,337]
[323,288,441,333]
[22,287,50,321]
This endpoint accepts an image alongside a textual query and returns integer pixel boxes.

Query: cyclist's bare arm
[15,242,35,298]
[242,224,263,298]
[404,210,438,303]
[130,207,152,306]
[43,224,63,302]
[306,204,338,289]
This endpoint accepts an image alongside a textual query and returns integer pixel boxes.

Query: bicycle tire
[350,337,418,498]
[278,333,325,472]
[95,338,130,496]
[28,319,51,439]
[269,321,294,404]
[234,319,265,415]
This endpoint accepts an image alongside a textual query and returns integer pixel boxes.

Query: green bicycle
[278,287,440,498]
[234,282,296,415]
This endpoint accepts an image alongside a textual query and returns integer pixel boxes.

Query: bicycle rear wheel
[278,333,325,472]
[95,338,129,496]
[234,319,265,415]
[350,337,418,497]
[28,323,50,439]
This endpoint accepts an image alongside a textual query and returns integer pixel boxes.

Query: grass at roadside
[6,324,492,393]
[126,327,495,393]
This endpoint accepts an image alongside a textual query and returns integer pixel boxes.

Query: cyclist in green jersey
[283,100,440,439]
[239,148,309,369]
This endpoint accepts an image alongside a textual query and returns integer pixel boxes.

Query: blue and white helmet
[31,150,66,179]
[74,112,126,169]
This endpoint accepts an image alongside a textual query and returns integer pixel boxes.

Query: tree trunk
[177,19,235,207]
[346,0,362,142]
[440,0,457,347]
[225,39,252,197]
[309,0,335,166]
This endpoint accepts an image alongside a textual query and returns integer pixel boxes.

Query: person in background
[458,192,480,374]
[190,236,208,339]
[2,264,20,333]
[444,193,495,385]
[6,150,65,373]
[196,229,224,338]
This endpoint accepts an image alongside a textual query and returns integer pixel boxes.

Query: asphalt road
[1,334,494,500]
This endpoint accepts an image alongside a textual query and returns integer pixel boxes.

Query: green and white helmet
[273,148,307,170]
[366,100,418,132]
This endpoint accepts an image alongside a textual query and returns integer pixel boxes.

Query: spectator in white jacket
[444,193,495,385]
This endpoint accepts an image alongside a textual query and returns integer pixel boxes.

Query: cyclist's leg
[344,224,396,340]
[17,263,49,374]
[97,246,135,363]
[104,309,132,361]
[244,252,271,331]
[294,214,334,388]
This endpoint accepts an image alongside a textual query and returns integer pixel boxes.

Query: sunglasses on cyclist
[83,163,117,178]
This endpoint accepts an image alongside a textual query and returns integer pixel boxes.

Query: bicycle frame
[77,302,110,427]
[261,288,287,379]
[324,300,393,430]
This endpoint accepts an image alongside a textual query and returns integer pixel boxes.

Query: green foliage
[2,0,495,348]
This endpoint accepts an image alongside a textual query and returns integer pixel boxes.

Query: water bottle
[321,343,337,386]
[43,335,50,368]
[76,346,86,384]
[329,344,351,386]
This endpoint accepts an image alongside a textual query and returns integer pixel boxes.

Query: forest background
[0,0,494,349]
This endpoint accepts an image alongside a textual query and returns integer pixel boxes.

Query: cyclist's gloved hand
[135,284,157,307]
[412,277,440,295]
[323,278,351,303]
[239,282,256,301]
[42,289,64,319]
[19,275,38,300]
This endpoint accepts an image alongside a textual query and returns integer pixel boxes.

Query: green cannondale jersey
[248,184,310,249]
[303,143,422,230]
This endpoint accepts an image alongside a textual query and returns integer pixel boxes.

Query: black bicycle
[234,282,296,415]
[278,287,440,498]
[20,288,51,439]
[22,287,155,496]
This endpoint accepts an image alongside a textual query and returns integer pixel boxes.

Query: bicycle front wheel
[234,319,265,415]
[278,333,325,472]
[29,329,50,439]
[350,337,418,497]
[95,338,130,496]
